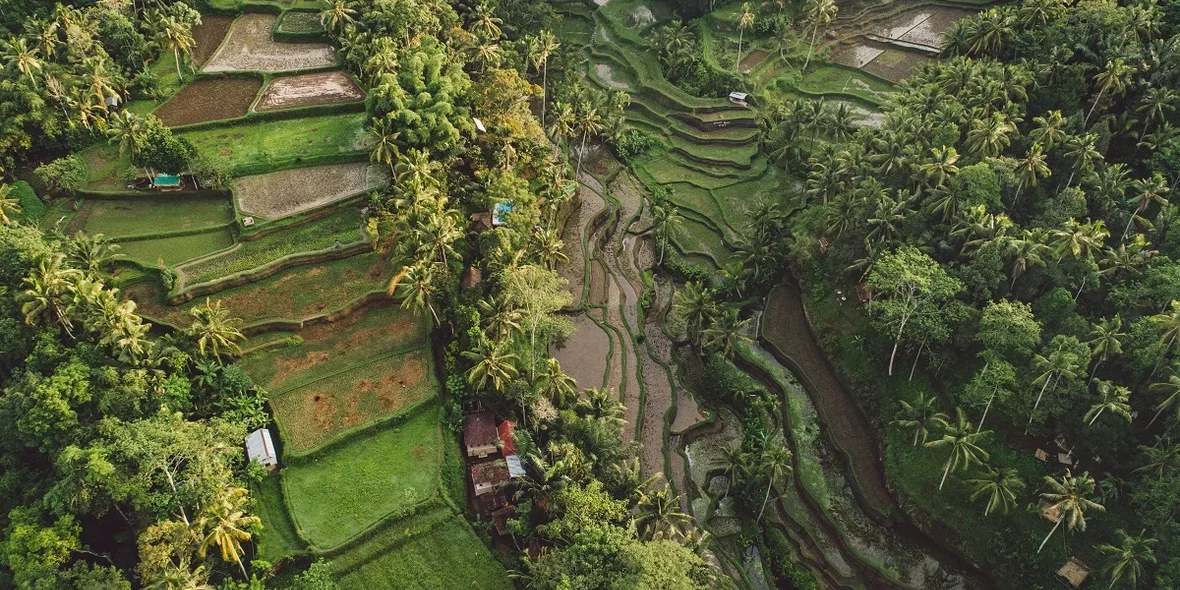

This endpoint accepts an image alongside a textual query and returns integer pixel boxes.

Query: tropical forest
[0,0,1178,588]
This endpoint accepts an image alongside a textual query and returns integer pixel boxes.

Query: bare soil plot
[738,49,769,73]
[203,14,336,73]
[154,78,262,126]
[898,8,974,49]
[831,42,886,69]
[271,349,433,452]
[553,313,611,390]
[233,162,389,219]
[254,71,364,111]
[193,15,234,66]
[862,48,929,83]
[874,9,934,40]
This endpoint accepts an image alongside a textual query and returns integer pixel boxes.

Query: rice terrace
[3,0,1178,588]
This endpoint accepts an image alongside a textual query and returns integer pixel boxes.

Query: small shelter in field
[728,92,749,106]
[245,428,278,469]
[1057,557,1091,588]
[152,174,183,191]
[463,411,500,458]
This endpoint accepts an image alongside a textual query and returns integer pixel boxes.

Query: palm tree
[966,464,1024,516]
[549,101,576,150]
[1098,530,1156,589]
[470,3,503,41]
[107,111,147,158]
[1028,347,1082,427]
[1086,316,1124,383]
[756,445,793,523]
[925,408,991,490]
[478,294,522,341]
[719,445,750,500]
[196,487,260,578]
[577,387,625,426]
[673,281,718,348]
[527,31,560,127]
[650,202,683,265]
[702,307,750,359]
[1011,143,1050,207]
[919,146,960,188]
[2,38,42,88]
[156,17,195,82]
[1051,218,1108,264]
[801,0,838,71]
[735,3,755,72]
[388,262,442,326]
[1038,470,1104,553]
[965,112,1016,159]
[1121,174,1171,244]
[185,299,245,361]
[1147,372,1180,427]
[1062,133,1102,188]
[394,148,440,195]
[1005,230,1049,289]
[1030,110,1069,151]
[463,338,519,393]
[1085,380,1133,426]
[1085,58,1136,126]
[1150,301,1180,377]
[0,184,21,226]
[892,391,947,446]
[19,254,82,336]
[514,453,568,510]
[1136,87,1177,142]
[319,0,357,34]
[369,118,400,173]
[574,104,602,179]
[537,358,577,408]
[1135,438,1180,479]
[635,485,691,540]
[68,232,120,275]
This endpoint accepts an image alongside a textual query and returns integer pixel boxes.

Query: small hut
[463,411,500,458]
[245,428,278,470]
[1057,557,1091,588]
[728,92,749,106]
[152,174,183,191]
[470,212,494,233]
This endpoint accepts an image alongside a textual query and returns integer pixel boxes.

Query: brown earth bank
[255,71,365,111]
[154,78,262,127]
[193,15,234,66]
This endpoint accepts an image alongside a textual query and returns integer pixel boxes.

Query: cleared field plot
[739,49,769,73]
[553,314,610,391]
[899,8,974,48]
[862,49,929,83]
[334,509,514,590]
[193,15,234,66]
[831,42,886,69]
[114,229,234,266]
[154,78,262,126]
[283,406,440,548]
[185,112,370,175]
[277,11,326,34]
[204,14,336,73]
[255,71,364,111]
[252,472,305,561]
[66,196,233,237]
[240,303,426,392]
[127,249,393,326]
[179,207,364,285]
[271,348,434,452]
[234,162,387,219]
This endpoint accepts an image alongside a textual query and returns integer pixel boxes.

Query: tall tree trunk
[978,387,997,432]
[1147,405,1168,428]
[757,479,773,522]
[541,61,549,127]
[803,25,819,71]
[909,341,925,381]
[174,48,183,83]
[1120,211,1137,244]
[1037,519,1063,553]
[736,30,744,72]
[575,131,588,179]
[939,458,953,490]
[1088,407,1105,425]
[888,315,910,376]
[1028,375,1054,427]
[1084,86,1107,127]
[1088,356,1103,385]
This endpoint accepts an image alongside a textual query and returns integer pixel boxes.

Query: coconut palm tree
[185,299,244,361]
[388,262,442,326]
[720,444,751,500]
[1005,230,1049,289]
[319,0,357,34]
[702,307,751,359]
[1085,380,1133,426]
[919,145,960,188]
[19,254,82,336]
[1038,470,1104,553]
[573,103,602,179]
[1150,301,1180,377]
[892,391,947,446]
[67,232,121,275]
[1062,133,1103,188]
[1121,174,1171,244]
[514,453,568,510]
[478,294,523,341]
[2,38,42,88]
[756,445,793,523]
[1085,58,1136,126]
[463,337,519,393]
[369,118,400,173]
[965,111,1016,159]
[537,358,578,409]
[1030,110,1069,151]
[549,101,576,151]
[394,148,440,196]
[926,408,991,490]
[1147,372,1180,428]
[1011,143,1050,207]
[1135,438,1180,479]
[155,17,195,82]
[1136,87,1177,142]
[527,31,560,127]
[196,487,259,578]
[1051,218,1109,264]
[533,229,567,269]
[577,387,625,426]
[0,184,21,226]
[107,111,147,159]
[635,485,691,540]
[1028,347,1083,426]
[650,201,683,265]
[966,464,1024,516]
[470,3,503,41]
[800,0,838,71]
[1098,530,1156,589]
[1087,316,1124,383]
[735,3,755,72]
[673,281,718,349]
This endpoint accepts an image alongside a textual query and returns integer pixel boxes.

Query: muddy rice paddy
[204,14,337,73]
[192,15,234,66]
[255,71,365,111]
[154,78,262,126]
[739,49,769,73]
[553,314,611,390]
[233,162,389,219]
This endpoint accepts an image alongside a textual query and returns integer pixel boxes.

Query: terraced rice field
[66,195,233,237]
[233,162,388,219]
[255,71,365,111]
[154,78,262,126]
[204,14,336,73]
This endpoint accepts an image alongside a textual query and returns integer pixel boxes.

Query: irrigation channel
[557,148,991,588]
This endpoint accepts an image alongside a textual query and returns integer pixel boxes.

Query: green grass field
[333,507,514,590]
[252,472,307,562]
[73,196,233,237]
[270,348,435,452]
[180,208,364,285]
[283,406,440,549]
[114,229,234,266]
[239,303,426,392]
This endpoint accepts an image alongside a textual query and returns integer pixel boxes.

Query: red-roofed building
[463,412,500,458]
[498,420,517,456]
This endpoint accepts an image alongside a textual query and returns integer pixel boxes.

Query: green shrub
[35,155,87,195]
[10,181,45,222]
[613,129,661,162]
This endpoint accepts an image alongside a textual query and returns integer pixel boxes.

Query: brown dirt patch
[738,49,769,73]
[154,78,262,127]
[271,351,331,390]
[204,14,337,73]
[255,71,364,111]
[553,313,610,391]
[233,162,389,219]
[193,15,234,66]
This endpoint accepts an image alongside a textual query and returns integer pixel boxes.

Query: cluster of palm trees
[719,433,793,523]
[142,485,261,588]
